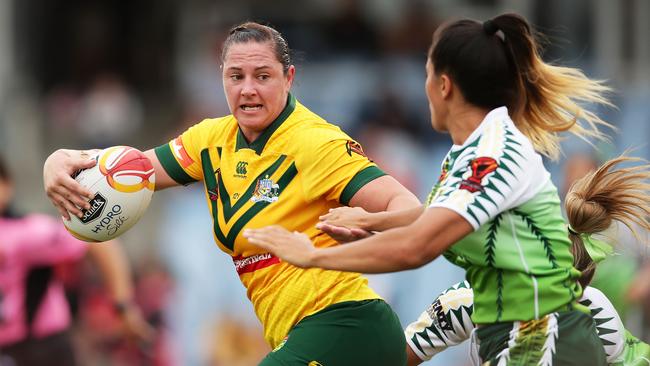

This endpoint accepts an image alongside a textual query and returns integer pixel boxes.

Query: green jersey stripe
[200,148,229,249]
[215,163,298,250]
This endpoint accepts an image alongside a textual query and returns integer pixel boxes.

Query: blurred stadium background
[0,0,648,365]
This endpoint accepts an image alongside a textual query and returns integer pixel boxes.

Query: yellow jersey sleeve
[153,118,222,184]
[295,127,386,205]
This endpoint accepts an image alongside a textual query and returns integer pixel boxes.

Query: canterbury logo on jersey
[232,253,280,275]
[234,161,248,177]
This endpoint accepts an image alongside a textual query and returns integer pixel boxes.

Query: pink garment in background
[0,214,87,346]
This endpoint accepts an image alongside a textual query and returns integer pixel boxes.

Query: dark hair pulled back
[429,13,612,160]
[221,22,292,74]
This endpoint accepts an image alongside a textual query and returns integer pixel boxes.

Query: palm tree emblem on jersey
[251,175,280,203]
[459,157,498,193]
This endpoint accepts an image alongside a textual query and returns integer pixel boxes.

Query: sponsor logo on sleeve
[459,157,498,193]
[425,298,453,331]
[172,136,194,168]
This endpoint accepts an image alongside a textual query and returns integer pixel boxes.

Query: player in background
[42,22,420,365]
[0,154,153,365]
[244,13,637,365]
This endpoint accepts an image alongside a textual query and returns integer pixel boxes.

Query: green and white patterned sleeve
[404,281,475,361]
[580,286,627,364]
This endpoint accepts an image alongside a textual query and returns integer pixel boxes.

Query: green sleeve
[154,143,198,185]
[339,166,386,205]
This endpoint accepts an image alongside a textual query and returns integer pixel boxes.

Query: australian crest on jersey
[251,175,280,203]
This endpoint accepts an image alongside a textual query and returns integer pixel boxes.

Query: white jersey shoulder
[428,107,550,229]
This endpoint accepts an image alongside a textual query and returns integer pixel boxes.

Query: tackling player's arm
[317,176,423,237]
[43,148,179,220]
[246,207,473,273]
[348,175,420,212]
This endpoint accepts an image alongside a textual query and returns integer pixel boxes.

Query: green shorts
[259,299,406,366]
[475,310,607,366]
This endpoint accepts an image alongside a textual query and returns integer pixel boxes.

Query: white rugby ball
[63,146,155,242]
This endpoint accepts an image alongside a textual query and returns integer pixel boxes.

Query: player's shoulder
[184,115,237,145]
[289,104,352,143]
[463,111,543,177]
[191,115,236,133]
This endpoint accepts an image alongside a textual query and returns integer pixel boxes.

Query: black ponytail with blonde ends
[430,13,613,160]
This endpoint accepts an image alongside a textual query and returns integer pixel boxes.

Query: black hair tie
[483,20,499,35]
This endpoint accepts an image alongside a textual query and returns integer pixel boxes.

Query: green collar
[235,93,296,155]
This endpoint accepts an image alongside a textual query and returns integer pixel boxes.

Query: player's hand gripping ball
[63,146,155,242]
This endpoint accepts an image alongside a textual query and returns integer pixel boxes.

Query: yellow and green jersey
[154,94,385,347]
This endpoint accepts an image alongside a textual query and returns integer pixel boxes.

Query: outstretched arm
[245,207,472,273]
[348,175,420,212]
[318,205,425,233]
[317,175,422,242]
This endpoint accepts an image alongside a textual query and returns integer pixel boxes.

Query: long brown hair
[429,13,613,160]
[565,156,650,287]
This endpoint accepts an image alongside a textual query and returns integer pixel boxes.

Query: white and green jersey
[426,107,581,323]
[405,282,649,366]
